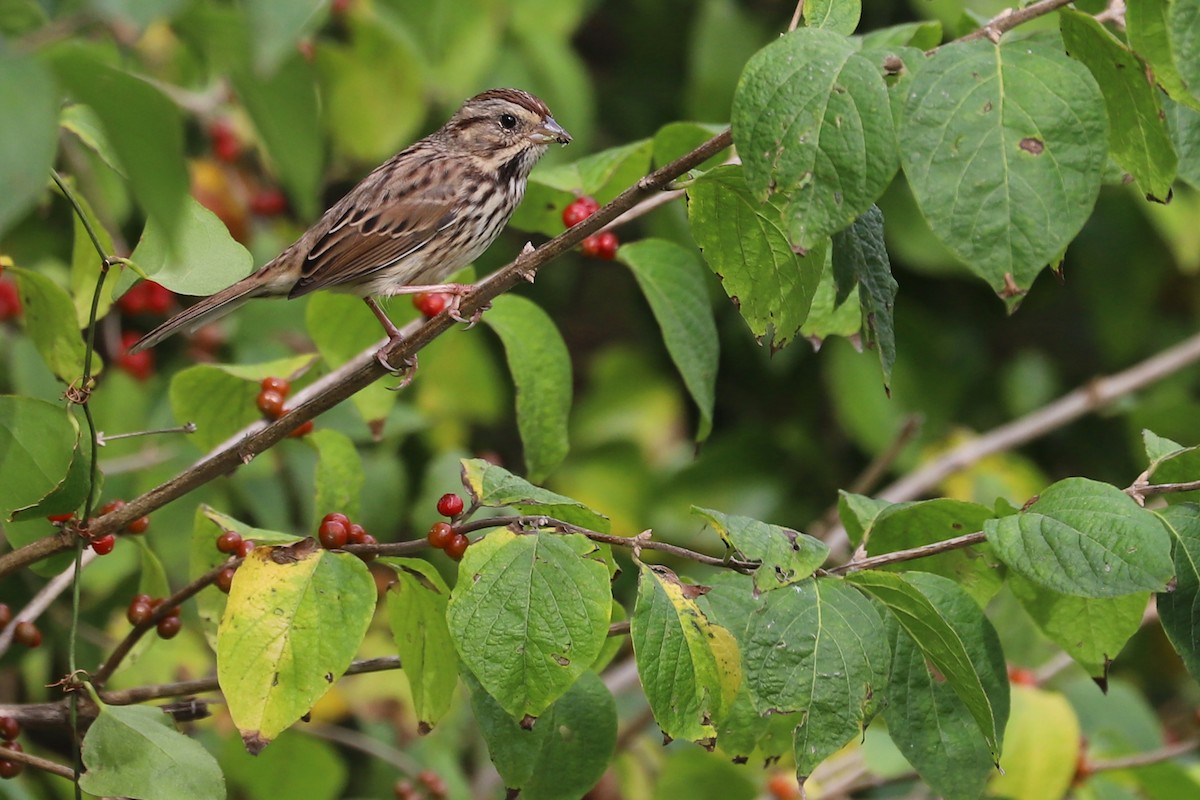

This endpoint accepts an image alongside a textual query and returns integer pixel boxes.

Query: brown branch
[0,744,76,780]
[0,129,734,582]
[959,0,1076,43]
[1090,738,1200,772]
[826,531,987,576]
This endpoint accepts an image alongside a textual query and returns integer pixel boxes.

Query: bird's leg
[364,297,418,387]
[387,283,489,327]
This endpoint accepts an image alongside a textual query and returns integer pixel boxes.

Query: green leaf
[733,27,898,250]
[218,539,375,752]
[127,194,254,296]
[305,293,398,426]
[460,458,609,532]
[511,140,653,236]
[983,478,1175,597]
[652,121,728,171]
[1144,436,1200,505]
[1170,0,1200,104]
[803,0,861,35]
[190,507,300,644]
[1008,572,1145,679]
[837,491,891,549]
[10,410,92,522]
[49,45,188,237]
[847,570,1003,759]
[740,578,888,777]
[831,205,897,387]
[0,396,79,521]
[447,530,612,719]
[630,562,741,744]
[687,164,825,349]
[9,266,90,383]
[1127,0,1200,111]
[220,730,346,800]
[988,686,1081,800]
[314,17,425,163]
[169,355,313,451]
[232,54,323,218]
[0,51,57,237]
[654,747,758,800]
[384,558,459,731]
[619,239,718,441]
[308,428,364,523]
[471,670,616,800]
[692,506,829,591]
[245,0,324,74]
[899,38,1107,294]
[864,499,1002,605]
[79,700,225,800]
[1155,503,1200,683]
[799,248,862,343]
[1060,8,1177,202]
[484,295,571,481]
[857,20,943,51]
[59,103,122,174]
[881,572,1008,800]
[66,183,120,328]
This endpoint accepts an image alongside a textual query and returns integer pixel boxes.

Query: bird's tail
[127,278,266,354]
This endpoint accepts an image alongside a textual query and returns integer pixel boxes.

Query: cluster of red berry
[212,530,258,594]
[0,604,40,650]
[126,594,183,639]
[116,281,173,317]
[0,715,23,779]
[563,196,618,260]
[73,499,150,556]
[394,769,448,800]
[208,120,290,218]
[426,493,469,561]
[317,512,378,557]
[256,376,313,438]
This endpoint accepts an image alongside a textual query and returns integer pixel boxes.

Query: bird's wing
[288,158,460,298]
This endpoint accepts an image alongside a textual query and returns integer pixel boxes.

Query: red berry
[331,0,354,14]
[1007,666,1037,686]
[0,758,22,779]
[127,597,154,626]
[0,279,22,321]
[321,512,350,529]
[288,419,314,438]
[427,522,454,549]
[216,566,237,594]
[47,512,74,523]
[0,716,20,741]
[157,615,182,640]
[436,493,464,518]
[562,196,599,228]
[445,533,470,561]
[126,515,150,535]
[257,389,286,419]
[236,539,256,558]
[99,499,126,516]
[413,292,450,318]
[13,621,40,648]
[0,604,9,629]
[319,519,349,550]
[143,282,173,315]
[117,331,155,380]
[91,534,116,555]
[216,530,243,554]
[261,376,291,396]
[355,533,377,561]
[116,282,148,315]
[581,231,619,260]
[209,119,241,163]
[347,523,368,544]
[418,769,448,799]
[250,188,289,217]
[766,773,800,800]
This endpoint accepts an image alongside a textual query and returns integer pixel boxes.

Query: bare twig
[0,549,97,656]
[826,531,987,576]
[959,0,1076,44]
[0,744,76,780]
[1090,738,1200,772]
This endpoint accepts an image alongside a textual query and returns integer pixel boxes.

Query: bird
[128,88,571,369]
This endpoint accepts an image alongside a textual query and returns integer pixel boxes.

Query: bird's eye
[499,113,518,130]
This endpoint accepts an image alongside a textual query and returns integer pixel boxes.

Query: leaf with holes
[692,506,829,591]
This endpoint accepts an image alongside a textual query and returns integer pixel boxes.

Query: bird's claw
[375,349,418,390]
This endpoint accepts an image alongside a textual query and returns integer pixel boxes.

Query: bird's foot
[376,349,418,391]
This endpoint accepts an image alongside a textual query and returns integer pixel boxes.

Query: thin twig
[959,0,1076,43]
[1090,738,1200,772]
[826,531,987,576]
[0,550,97,656]
[305,723,424,775]
[0,745,76,780]
[96,423,197,445]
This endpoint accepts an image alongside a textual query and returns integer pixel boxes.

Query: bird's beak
[529,116,571,145]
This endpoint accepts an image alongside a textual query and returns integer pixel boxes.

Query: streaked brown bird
[130,88,571,365]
